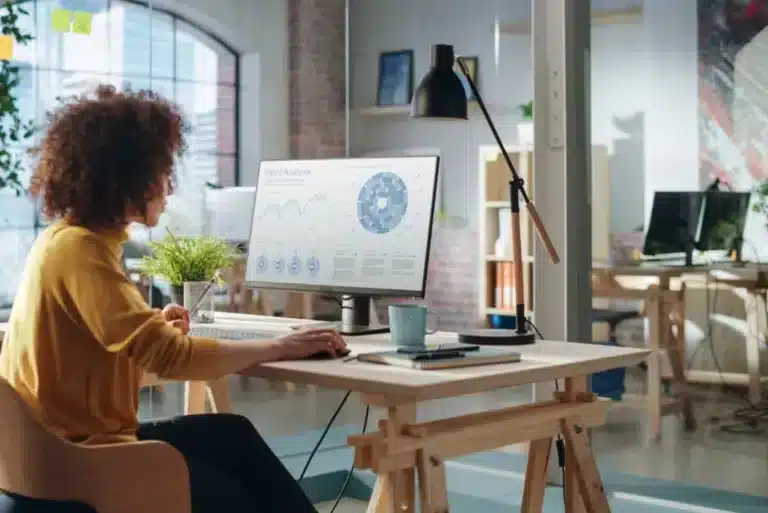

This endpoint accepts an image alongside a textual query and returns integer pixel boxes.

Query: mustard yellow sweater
[0,220,220,444]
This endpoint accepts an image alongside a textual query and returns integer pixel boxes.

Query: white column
[531,0,592,484]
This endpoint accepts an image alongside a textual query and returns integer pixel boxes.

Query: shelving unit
[355,103,516,118]
[477,144,611,325]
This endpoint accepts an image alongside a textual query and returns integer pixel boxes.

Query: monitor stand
[334,296,389,336]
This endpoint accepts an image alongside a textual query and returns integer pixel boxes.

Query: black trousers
[137,413,317,513]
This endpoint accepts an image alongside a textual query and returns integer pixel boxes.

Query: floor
[138,369,768,500]
[316,499,368,513]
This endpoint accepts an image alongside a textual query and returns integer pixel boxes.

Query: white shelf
[484,307,534,317]
[492,6,642,35]
[356,102,517,118]
[485,201,509,208]
[485,254,534,263]
[356,105,411,116]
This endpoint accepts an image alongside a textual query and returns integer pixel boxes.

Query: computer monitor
[742,193,768,263]
[203,187,257,244]
[245,156,440,335]
[697,191,751,253]
[643,192,705,265]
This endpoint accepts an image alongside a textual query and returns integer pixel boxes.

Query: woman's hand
[274,328,347,360]
[160,303,190,334]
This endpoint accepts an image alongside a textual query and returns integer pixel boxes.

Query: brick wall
[288,0,346,158]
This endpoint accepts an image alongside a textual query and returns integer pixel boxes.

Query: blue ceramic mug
[388,304,439,348]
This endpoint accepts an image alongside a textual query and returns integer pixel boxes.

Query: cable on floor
[298,390,351,482]
[707,242,768,434]
[526,319,567,498]
[297,390,371,511]
[327,405,370,513]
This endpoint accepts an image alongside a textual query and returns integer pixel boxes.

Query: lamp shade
[410,44,468,120]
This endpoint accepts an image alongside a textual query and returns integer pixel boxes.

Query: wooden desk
[221,313,649,513]
[592,265,695,441]
[707,270,767,404]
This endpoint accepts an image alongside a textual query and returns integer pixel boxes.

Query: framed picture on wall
[377,49,414,106]
[455,56,478,101]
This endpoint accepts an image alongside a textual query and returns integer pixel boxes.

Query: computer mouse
[306,348,351,360]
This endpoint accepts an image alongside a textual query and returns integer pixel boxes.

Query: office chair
[0,378,191,513]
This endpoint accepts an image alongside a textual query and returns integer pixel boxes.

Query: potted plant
[517,100,533,147]
[0,1,36,196]
[137,233,239,323]
[752,180,768,227]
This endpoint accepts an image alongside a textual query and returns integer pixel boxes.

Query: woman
[0,86,346,513]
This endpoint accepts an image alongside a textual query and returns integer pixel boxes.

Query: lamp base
[458,329,536,346]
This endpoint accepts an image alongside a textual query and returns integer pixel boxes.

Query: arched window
[0,0,239,304]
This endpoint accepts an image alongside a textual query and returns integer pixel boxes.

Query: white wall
[156,0,290,185]
[642,0,700,226]
[350,0,703,235]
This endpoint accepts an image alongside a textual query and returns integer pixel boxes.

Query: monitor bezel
[643,191,704,256]
[243,155,441,298]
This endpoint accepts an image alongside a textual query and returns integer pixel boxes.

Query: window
[0,0,239,304]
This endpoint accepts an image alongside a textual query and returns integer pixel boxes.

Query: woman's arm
[47,229,345,381]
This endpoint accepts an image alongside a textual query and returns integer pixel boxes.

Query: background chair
[0,379,191,513]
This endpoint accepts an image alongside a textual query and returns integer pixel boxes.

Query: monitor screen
[643,192,704,256]
[245,156,439,296]
[698,191,751,252]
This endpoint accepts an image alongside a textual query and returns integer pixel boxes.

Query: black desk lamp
[411,44,560,345]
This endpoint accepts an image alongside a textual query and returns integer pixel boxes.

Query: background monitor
[245,156,439,296]
[643,192,705,256]
[203,187,257,243]
[697,191,751,252]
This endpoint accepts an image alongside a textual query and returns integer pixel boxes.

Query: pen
[188,270,221,319]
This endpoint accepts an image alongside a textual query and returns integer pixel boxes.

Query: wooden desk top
[213,314,650,403]
[593,261,762,277]
[1,313,650,403]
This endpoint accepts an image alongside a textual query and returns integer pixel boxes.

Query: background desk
[592,265,695,441]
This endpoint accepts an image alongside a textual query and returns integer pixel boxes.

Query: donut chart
[273,256,285,273]
[357,171,408,235]
[307,257,320,277]
[255,255,269,273]
[289,255,302,275]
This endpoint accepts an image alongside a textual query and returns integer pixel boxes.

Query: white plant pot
[517,121,534,147]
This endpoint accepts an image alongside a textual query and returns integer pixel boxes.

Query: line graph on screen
[256,193,328,221]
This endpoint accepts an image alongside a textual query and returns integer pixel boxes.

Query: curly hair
[29,85,188,230]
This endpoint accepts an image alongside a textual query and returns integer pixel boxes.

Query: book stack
[494,262,515,310]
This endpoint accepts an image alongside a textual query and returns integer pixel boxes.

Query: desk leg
[184,381,207,415]
[564,376,588,513]
[562,376,610,513]
[646,290,663,443]
[417,451,449,513]
[664,299,696,431]
[745,292,764,406]
[206,378,233,413]
[521,437,552,512]
[369,404,417,513]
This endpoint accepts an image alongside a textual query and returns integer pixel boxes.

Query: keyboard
[189,326,272,341]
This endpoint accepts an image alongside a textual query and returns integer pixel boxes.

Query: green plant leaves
[0,1,36,195]
[137,234,240,286]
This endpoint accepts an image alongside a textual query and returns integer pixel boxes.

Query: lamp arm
[456,58,560,264]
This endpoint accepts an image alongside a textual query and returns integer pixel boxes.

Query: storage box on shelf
[477,144,611,327]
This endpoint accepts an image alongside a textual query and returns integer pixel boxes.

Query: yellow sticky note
[51,8,72,33]
[72,11,93,35]
[0,35,12,61]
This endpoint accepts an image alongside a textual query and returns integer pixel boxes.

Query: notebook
[357,347,521,370]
